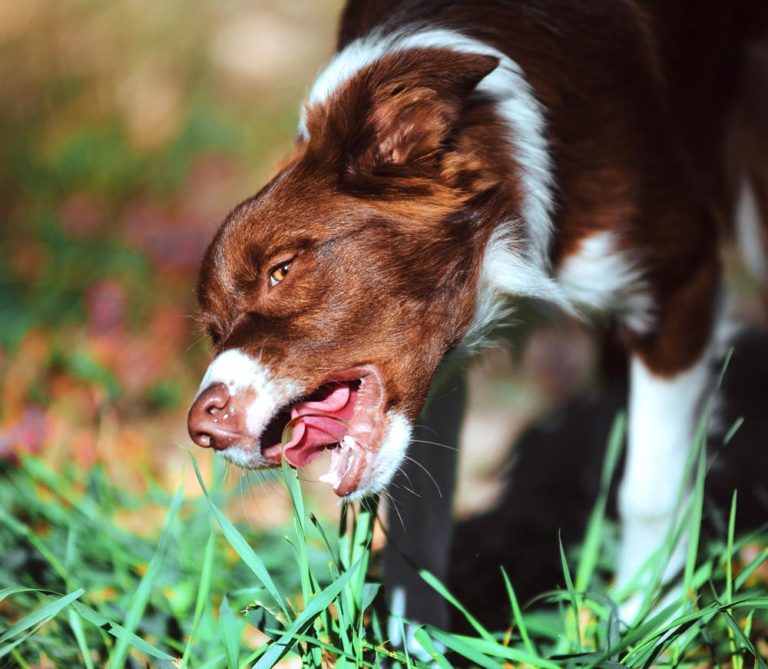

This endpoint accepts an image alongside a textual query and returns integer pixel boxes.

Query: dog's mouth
[259,365,386,496]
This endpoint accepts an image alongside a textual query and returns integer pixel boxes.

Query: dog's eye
[268,261,291,287]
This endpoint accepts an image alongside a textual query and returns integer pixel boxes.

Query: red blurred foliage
[121,199,206,274]
[86,280,127,335]
[59,193,107,238]
[0,404,48,463]
[120,154,244,278]
[91,305,189,394]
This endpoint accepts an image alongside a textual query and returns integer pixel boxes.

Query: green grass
[1,417,767,668]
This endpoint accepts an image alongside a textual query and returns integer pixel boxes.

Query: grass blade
[107,485,183,669]
[0,588,43,604]
[0,588,84,649]
[219,595,240,669]
[69,601,176,661]
[500,567,536,657]
[191,454,290,619]
[558,533,582,649]
[575,413,625,593]
[735,547,768,590]
[725,491,741,669]
[68,608,95,669]
[253,559,363,669]
[681,428,707,610]
[427,629,505,669]
[412,628,452,669]
[180,529,217,667]
[419,570,495,643]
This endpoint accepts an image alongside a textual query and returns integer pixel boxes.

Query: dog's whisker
[401,454,443,499]
[239,471,252,523]
[185,335,208,353]
[395,481,421,498]
[409,438,458,451]
[384,491,407,533]
[412,422,441,439]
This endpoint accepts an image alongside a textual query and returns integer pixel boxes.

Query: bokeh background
[1,0,345,518]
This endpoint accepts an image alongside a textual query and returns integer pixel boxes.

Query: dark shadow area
[448,327,768,632]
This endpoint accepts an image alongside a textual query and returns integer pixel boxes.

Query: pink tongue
[283,384,355,467]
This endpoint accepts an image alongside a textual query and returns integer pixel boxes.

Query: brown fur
[195,0,766,442]
[197,48,522,423]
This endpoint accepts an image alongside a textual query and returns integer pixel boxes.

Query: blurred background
[0,0,345,520]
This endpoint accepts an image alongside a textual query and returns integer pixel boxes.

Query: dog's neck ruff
[298,27,556,275]
[298,27,654,344]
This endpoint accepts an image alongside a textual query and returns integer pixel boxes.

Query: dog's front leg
[617,251,720,620]
[382,378,465,637]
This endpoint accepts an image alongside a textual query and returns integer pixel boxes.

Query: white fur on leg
[617,353,711,620]
[387,586,445,663]
[736,178,768,281]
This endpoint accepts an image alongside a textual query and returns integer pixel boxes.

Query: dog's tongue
[283,383,355,467]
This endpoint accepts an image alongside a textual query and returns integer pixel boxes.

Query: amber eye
[268,261,291,287]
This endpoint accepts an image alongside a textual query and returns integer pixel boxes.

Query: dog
[188,0,768,625]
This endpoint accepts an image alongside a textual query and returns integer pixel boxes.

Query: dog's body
[189,0,768,622]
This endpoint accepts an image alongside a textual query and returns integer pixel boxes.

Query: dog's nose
[187,383,240,450]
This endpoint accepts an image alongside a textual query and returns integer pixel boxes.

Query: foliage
[2,416,767,667]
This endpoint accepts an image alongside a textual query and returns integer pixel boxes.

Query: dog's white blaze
[557,231,655,332]
[300,27,555,271]
[197,348,301,441]
[616,353,711,611]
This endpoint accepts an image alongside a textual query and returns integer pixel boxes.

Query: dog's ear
[353,50,499,172]
[305,49,498,177]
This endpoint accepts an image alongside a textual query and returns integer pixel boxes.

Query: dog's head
[188,49,506,496]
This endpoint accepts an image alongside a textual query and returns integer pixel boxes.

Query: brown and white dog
[188,0,768,619]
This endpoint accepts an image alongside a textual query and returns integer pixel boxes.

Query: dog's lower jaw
[338,411,412,500]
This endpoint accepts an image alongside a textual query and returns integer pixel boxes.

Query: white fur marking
[215,444,262,470]
[462,228,573,351]
[616,353,711,608]
[346,411,412,500]
[482,228,571,304]
[301,27,555,269]
[736,178,768,281]
[303,38,388,119]
[369,411,412,491]
[387,586,406,648]
[558,231,654,332]
[197,349,301,467]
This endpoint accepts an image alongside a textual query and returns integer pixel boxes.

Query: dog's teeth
[318,470,339,487]
[341,435,356,449]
